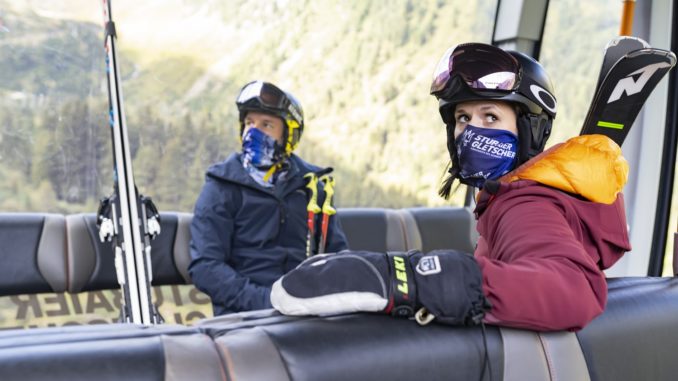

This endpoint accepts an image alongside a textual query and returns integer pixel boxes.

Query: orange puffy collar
[499,134,629,204]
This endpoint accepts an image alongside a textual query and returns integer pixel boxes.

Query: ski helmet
[430,43,557,168]
[236,80,304,156]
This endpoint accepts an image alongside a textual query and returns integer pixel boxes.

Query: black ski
[97,0,162,324]
[579,41,676,146]
[593,36,649,91]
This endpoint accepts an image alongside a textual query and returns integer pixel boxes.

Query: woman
[271,44,631,331]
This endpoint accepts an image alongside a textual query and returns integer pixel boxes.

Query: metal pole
[620,0,636,36]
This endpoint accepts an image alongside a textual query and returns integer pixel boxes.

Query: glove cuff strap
[385,252,417,317]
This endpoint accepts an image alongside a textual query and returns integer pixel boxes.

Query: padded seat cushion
[0,214,66,295]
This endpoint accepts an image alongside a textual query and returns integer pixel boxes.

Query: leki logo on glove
[416,256,441,276]
[393,256,409,299]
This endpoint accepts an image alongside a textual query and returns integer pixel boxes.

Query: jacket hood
[501,134,629,204]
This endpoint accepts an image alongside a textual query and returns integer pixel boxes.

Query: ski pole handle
[304,173,321,219]
[320,175,336,216]
[304,173,321,256]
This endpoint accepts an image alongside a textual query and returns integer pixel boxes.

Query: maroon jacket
[474,135,631,331]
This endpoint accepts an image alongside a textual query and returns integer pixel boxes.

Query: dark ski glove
[271,250,490,325]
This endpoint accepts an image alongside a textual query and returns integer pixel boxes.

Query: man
[189,80,348,316]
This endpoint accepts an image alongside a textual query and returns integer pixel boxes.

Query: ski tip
[666,51,677,67]
[605,36,650,50]
[626,48,677,68]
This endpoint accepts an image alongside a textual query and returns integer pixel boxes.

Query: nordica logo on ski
[608,62,672,103]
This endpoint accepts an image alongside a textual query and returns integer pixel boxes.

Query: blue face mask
[455,124,518,188]
[242,127,282,169]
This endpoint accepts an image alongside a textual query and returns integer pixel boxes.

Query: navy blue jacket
[189,153,348,316]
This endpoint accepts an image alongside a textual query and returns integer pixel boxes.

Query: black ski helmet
[236,80,304,156]
[430,43,557,178]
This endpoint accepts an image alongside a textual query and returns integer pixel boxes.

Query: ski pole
[304,173,321,257]
[318,174,336,254]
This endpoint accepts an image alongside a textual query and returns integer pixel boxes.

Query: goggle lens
[237,81,288,110]
[430,43,520,97]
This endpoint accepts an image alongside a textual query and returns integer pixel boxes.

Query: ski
[579,42,676,146]
[593,36,649,91]
[97,0,162,324]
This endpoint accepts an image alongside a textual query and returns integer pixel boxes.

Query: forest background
[0,0,620,213]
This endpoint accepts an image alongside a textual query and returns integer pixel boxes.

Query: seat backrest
[402,207,477,254]
[200,277,678,381]
[0,324,224,381]
[66,212,191,293]
[63,207,477,293]
[336,208,409,252]
[0,213,67,295]
[577,277,678,381]
[210,312,597,381]
[66,213,116,292]
[173,212,193,284]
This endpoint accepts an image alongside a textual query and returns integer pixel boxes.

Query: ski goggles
[430,43,521,98]
[237,81,290,111]
[236,80,303,125]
